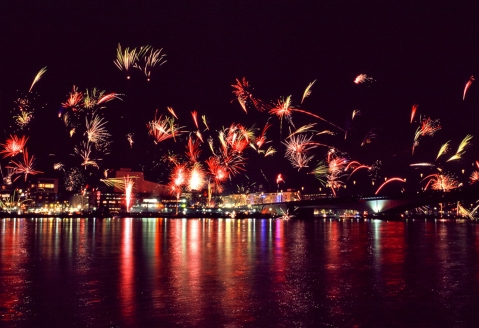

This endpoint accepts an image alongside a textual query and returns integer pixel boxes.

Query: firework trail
[463,76,474,100]
[352,109,361,120]
[354,74,374,84]
[29,67,47,92]
[53,163,65,171]
[447,134,473,161]
[410,104,418,123]
[276,173,285,185]
[301,80,316,104]
[6,149,43,181]
[374,177,405,195]
[0,135,29,158]
[412,117,441,154]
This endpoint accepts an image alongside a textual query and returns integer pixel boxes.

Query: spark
[29,66,47,92]
[186,136,201,163]
[410,104,418,123]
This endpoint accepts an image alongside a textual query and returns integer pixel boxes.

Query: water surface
[2,217,479,327]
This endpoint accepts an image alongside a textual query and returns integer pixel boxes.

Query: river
[2,217,479,327]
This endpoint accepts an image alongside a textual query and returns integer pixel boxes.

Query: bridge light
[462,169,465,174]
[372,181,375,186]
[353,181,356,185]
[385,177,387,181]
[420,173,423,178]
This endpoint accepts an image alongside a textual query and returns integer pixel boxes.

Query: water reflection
[2,218,479,326]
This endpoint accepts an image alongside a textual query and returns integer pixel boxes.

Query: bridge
[255,184,479,216]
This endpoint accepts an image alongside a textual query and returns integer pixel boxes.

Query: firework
[135,47,167,81]
[470,171,479,184]
[0,135,29,158]
[410,104,418,123]
[283,134,321,169]
[191,111,199,129]
[147,113,185,144]
[124,175,135,212]
[352,109,361,120]
[354,74,374,84]
[447,135,473,161]
[85,115,110,144]
[53,163,65,171]
[312,149,349,196]
[114,44,138,79]
[126,133,134,147]
[29,67,47,92]
[436,141,450,160]
[74,141,99,169]
[62,86,83,110]
[167,107,178,119]
[255,121,272,149]
[231,77,268,112]
[422,173,460,191]
[276,173,285,185]
[463,76,474,100]
[374,177,405,195]
[188,163,206,191]
[186,136,201,163]
[301,79,316,104]
[412,117,441,154]
[6,149,43,181]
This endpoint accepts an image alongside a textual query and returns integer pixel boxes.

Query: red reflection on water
[120,218,135,323]
[0,219,27,321]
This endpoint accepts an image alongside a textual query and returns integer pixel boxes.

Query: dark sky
[2,2,479,193]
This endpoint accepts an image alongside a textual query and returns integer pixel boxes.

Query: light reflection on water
[2,217,479,326]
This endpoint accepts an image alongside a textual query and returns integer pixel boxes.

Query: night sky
[2,2,479,193]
